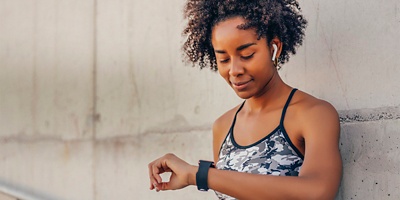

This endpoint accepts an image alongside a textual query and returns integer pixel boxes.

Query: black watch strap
[196,160,215,191]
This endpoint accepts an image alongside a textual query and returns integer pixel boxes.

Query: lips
[231,79,252,90]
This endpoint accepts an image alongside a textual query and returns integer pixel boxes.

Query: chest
[232,110,305,155]
[217,130,304,175]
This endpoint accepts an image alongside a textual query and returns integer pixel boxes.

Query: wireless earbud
[271,44,278,61]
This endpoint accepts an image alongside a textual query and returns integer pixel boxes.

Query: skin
[148,17,342,199]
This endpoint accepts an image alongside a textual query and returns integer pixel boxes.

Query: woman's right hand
[148,153,197,192]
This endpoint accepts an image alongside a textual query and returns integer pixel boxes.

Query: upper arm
[212,116,226,163]
[212,109,235,163]
[298,101,342,197]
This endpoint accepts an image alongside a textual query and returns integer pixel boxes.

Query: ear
[270,37,283,60]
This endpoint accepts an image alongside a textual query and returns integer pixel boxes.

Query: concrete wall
[0,0,399,199]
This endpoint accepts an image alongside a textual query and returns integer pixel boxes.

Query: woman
[148,0,342,199]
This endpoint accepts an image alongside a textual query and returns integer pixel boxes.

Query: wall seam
[338,106,400,124]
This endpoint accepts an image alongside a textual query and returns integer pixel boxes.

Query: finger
[152,163,163,184]
[148,163,153,189]
[152,182,158,191]
[150,173,161,190]
[161,163,172,173]
[148,163,159,189]
[149,177,157,190]
[153,167,162,183]
[158,182,170,191]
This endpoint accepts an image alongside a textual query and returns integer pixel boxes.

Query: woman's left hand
[148,153,197,191]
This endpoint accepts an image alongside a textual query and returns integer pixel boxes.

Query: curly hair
[182,0,307,71]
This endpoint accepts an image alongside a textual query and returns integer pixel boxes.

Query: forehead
[211,17,258,48]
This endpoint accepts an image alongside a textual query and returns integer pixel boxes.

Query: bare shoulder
[295,91,338,117]
[293,90,339,137]
[213,104,241,137]
[212,103,242,161]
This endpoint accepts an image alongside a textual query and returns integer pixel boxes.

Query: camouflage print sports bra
[215,89,304,200]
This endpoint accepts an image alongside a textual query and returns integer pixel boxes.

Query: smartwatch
[196,160,215,191]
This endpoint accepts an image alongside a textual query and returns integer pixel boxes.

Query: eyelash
[220,59,229,63]
[219,53,255,63]
[242,52,255,60]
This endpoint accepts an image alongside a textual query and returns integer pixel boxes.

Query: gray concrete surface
[0,0,399,199]
[0,192,17,200]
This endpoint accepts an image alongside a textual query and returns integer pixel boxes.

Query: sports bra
[215,88,304,200]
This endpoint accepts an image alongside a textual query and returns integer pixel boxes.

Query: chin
[235,91,253,99]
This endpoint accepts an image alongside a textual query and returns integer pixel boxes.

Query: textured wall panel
[0,0,95,139]
[0,0,95,199]
[337,119,400,199]
[95,0,240,140]
[282,0,400,111]
[0,140,94,200]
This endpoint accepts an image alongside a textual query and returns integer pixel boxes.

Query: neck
[244,72,292,114]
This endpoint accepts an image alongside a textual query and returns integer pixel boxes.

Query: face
[211,17,278,99]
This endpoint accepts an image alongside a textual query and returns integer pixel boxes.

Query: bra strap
[228,101,245,133]
[280,88,298,126]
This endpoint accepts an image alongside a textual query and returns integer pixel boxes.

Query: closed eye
[242,52,255,60]
[219,58,230,63]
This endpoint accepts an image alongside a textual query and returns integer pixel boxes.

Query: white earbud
[271,44,278,61]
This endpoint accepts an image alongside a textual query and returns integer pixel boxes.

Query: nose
[228,58,244,77]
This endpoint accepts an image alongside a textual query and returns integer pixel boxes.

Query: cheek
[253,55,273,72]
[217,65,226,76]
[217,66,231,82]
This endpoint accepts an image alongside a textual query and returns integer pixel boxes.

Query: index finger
[148,162,159,189]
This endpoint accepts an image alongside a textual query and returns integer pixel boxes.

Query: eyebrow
[214,42,257,54]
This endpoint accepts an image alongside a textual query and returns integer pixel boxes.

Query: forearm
[189,166,335,200]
